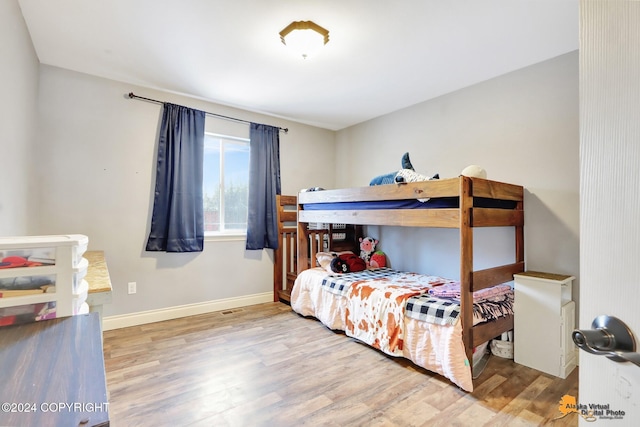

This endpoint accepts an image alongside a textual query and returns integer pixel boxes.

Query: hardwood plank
[279,210,297,223]
[473,316,515,347]
[472,208,524,227]
[298,178,461,203]
[483,375,554,426]
[472,262,525,291]
[297,177,523,205]
[471,179,524,201]
[103,302,579,426]
[299,208,461,228]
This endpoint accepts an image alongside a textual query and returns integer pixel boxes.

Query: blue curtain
[146,103,206,252]
[246,123,281,250]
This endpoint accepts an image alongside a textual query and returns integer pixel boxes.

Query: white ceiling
[18,0,578,131]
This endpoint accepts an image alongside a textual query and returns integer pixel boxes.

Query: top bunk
[297,176,524,229]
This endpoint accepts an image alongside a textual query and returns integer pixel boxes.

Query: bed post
[274,195,285,302]
[459,176,474,367]
[297,195,310,275]
[515,198,525,270]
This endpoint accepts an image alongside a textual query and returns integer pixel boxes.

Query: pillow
[316,251,354,273]
[315,252,336,270]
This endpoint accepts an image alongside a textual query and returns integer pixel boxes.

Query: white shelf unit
[0,235,89,325]
[513,271,577,379]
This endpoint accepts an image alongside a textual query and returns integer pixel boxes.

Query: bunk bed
[286,176,524,392]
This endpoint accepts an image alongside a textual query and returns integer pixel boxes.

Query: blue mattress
[303,197,516,210]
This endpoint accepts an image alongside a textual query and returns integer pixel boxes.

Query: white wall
[335,52,580,307]
[0,0,40,236]
[34,65,335,318]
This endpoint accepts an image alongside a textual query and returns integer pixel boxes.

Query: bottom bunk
[290,266,514,392]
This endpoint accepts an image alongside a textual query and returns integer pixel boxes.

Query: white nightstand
[513,271,576,378]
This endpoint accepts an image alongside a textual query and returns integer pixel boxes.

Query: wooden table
[84,251,113,330]
[0,313,110,427]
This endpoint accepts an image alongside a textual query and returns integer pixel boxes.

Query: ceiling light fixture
[279,21,329,59]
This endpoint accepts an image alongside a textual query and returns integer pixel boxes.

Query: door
[579,2,640,425]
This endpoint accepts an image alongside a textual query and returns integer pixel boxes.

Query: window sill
[204,233,246,243]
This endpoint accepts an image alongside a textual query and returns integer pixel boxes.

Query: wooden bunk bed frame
[274,195,362,303]
[293,176,524,367]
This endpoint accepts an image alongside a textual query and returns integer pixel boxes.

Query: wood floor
[103,302,578,426]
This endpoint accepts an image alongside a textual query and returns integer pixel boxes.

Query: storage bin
[490,339,514,359]
[473,341,489,366]
[0,274,56,294]
[0,235,88,267]
[0,301,57,326]
[0,258,89,296]
[0,235,89,326]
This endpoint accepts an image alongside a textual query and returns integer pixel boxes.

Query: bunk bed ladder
[274,195,298,302]
[275,195,334,302]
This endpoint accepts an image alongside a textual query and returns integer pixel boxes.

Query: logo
[557,394,626,422]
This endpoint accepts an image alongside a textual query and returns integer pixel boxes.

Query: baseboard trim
[102,292,273,331]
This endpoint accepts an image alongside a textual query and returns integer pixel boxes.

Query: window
[203,133,250,235]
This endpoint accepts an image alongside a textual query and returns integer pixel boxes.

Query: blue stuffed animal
[369,152,438,186]
[369,152,414,185]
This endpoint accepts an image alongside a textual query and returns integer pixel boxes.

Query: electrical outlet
[127,282,137,294]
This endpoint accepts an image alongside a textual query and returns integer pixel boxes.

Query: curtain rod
[127,92,288,133]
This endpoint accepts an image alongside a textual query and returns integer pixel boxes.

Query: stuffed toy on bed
[369,152,439,186]
[358,236,387,269]
[359,237,378,265]
[369,250,387,269]
[330,252,366,274]
[460,165,487,179]
[316,251,366,274]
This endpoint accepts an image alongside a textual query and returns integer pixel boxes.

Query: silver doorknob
[573,315,640,367]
